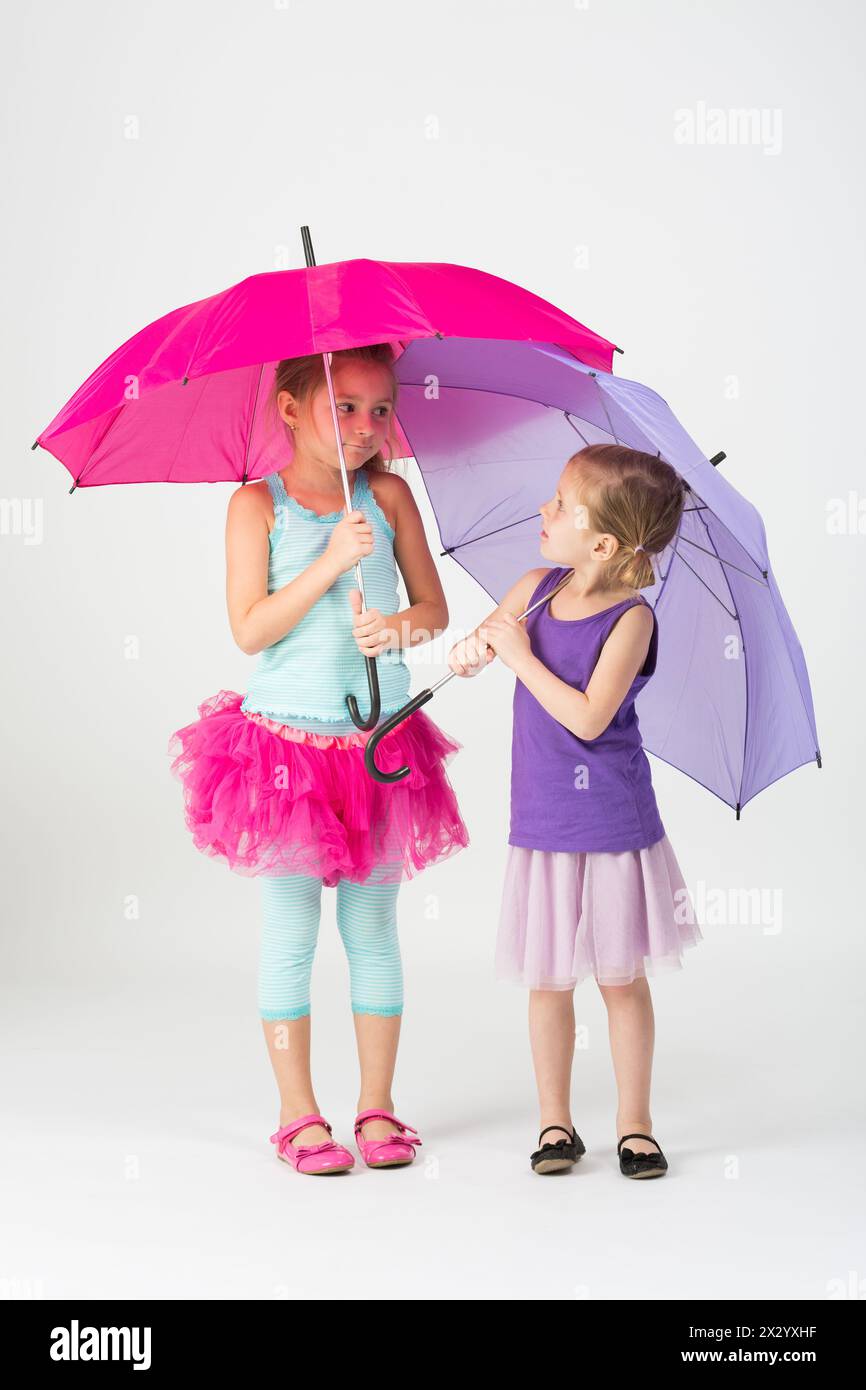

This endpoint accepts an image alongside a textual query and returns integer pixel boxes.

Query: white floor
[3,939,862,1301]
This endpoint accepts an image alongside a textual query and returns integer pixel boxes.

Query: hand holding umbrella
[364,570,577,782]
[473,611,533,671]
[349,590,393,659]
[447,630,496,678]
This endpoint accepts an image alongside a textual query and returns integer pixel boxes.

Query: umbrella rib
[394,373,610,420]
[440,511,543,554]
[181,297,222,384]
[644,746,742,816]
[675,535,768,584]
[72,405,126,490]
[242,363,265,483]
[437,501,755,568]
[587,375,771,583]
[564,412,591,446]
[458,491,528,538]
[593,377,622,444]
[168,375,213,484]
[698,503,821,780]
[693,507,750,815]
[669,545,738,620]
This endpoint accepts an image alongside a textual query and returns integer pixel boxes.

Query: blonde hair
[565,444,686,590]
[267,342,400,474]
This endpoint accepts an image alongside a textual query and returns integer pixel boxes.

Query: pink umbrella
[33,246,617,489]
[33,231,619,732]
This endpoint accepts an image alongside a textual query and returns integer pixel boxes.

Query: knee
[260,876,322,950]
[335,885,400,953]
[597,976,650,1005]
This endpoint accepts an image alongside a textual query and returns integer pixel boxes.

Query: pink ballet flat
[353,1108,423,1168]
[269,1113,354,1175]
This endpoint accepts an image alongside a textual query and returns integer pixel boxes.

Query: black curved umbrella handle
[346,655,381,730]
[362,567,578,781]
[364,688,435,783]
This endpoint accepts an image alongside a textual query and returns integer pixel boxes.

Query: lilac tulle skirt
[167,689,470,888]
[495,834,703,989]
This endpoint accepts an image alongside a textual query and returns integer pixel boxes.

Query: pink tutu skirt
[167,689,470,887]
[495,834,703,989]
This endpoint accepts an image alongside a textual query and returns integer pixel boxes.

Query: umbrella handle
[346,654,382,730]
[363,567,578,782]
[364,688,436,783]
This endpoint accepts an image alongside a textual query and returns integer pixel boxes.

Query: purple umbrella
[364,339,821,816]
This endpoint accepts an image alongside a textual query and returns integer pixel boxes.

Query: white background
[2,0,863,1300]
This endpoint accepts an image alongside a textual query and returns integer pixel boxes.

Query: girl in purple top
[448,443,703,1178]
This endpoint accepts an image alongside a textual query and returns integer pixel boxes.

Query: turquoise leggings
[258,873,403,1020]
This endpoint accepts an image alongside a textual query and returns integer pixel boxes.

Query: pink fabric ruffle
[240,707,369,749]
[167,689,470,887]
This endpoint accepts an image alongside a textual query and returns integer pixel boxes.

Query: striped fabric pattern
[241,469,411,734]
[258,873,403,1019]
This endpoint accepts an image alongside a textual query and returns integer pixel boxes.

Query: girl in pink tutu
[168,343,469,1175]
[448,443,702,1179]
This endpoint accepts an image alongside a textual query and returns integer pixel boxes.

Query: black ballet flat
[530,1124,586,1174]
[617,1132,668,1179]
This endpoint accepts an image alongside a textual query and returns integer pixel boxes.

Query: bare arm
[447,567,550,676]
[350,473,449,655]
[226,484,371,656]
[483,602,655,741]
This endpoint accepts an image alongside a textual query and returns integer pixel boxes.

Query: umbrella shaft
[321,349,369,610]
[428,567,575,696]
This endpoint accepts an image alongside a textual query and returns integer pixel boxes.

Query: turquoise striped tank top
[240,468,412,735]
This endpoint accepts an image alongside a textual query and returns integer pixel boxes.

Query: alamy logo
[49,1320,152,1370]
[674,101,783,155]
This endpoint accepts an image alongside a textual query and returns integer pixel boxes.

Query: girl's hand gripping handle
[447,632,496,678]
[323,509,374,578]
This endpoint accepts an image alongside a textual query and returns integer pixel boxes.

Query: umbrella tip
[735,802,741,820]
[816,751,822,768]
[31,439,39,450]
[182,376,189,386]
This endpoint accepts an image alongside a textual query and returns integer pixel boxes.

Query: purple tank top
[509,566,666,853]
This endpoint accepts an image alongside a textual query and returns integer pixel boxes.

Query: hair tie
[634,544,646,554]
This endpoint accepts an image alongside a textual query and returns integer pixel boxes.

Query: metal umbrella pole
[364,568,577,783]
[300,225,381,730]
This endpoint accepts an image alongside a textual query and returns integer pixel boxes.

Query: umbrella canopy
[33,258,617,486]
[388,338,820,815]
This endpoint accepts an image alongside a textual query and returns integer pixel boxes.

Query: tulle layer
[495,834,703,989]
[167,689,470,887]
[240,707,373,748]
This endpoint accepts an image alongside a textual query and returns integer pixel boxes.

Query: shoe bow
[291,1139,344,1156]
[360,1128,422,1155]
